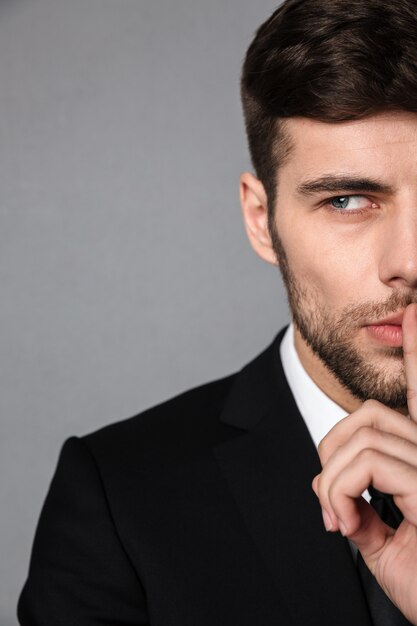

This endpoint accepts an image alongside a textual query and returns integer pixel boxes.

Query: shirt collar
[280,323,348,449]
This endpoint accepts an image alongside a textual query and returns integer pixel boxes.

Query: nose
[379,204,417,290]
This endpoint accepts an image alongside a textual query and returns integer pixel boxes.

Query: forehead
[280,112,417,185]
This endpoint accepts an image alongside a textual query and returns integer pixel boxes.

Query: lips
[365,310,404,347]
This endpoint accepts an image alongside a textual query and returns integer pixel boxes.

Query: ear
[239,172,278,265]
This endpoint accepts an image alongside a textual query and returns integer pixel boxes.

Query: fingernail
[338,519,348,536]
[322,508,333,531]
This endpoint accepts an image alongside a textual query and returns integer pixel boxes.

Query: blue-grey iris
[331,197,349,209]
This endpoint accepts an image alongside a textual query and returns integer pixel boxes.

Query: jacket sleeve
[17,436,149,625]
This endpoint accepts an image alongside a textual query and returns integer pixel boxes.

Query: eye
[329,195,372,211]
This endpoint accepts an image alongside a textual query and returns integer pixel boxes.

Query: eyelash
[323,195,378,216]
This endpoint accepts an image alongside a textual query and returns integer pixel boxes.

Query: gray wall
[0,1,289,623]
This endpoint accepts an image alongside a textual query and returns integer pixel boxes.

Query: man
[18,0,417,624]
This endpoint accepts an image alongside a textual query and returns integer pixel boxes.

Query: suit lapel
[213,331,372,626]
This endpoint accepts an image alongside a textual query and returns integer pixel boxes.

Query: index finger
[402,303,417,421]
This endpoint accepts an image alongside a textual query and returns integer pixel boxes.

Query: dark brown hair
[241,0,417,220]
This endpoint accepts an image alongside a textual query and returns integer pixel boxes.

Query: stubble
[270,223,413,409]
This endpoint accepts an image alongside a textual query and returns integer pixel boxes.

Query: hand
[312,303,417,625]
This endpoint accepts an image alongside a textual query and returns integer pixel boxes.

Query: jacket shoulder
[81,373,237,467]
[81,329,286,473]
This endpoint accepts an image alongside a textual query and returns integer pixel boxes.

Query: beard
[270,223,415,409]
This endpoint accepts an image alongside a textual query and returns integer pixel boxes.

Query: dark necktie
[356,486,412,625]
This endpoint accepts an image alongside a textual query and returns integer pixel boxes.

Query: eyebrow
[296,175,394,197]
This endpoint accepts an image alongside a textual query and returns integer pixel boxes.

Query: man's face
[242,111,417,410]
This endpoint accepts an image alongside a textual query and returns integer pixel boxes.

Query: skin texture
[240,111,417,623]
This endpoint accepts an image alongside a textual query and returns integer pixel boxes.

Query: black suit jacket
[18,329,373,625]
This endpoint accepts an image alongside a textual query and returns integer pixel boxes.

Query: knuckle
[354,425,378,446]
[316,471,326,494]
[315,477,327,505]
[360,398,389,429]
[327,482,339,506]
[362,398,380,411]
[316,473,331,505]
[356,447,376,464]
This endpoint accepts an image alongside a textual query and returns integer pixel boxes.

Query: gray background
[0,1,289,623]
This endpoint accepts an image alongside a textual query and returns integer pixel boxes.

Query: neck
[293,326,363,414]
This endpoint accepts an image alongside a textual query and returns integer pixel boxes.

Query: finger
[337,496,392,575]
[327,450,417,538]
[316,428,417,527]
[318,399,417,465]
[402,303,417,422]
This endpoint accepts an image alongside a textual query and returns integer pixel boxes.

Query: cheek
[282,227,373,305]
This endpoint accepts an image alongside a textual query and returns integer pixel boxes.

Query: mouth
[365,310,405,348]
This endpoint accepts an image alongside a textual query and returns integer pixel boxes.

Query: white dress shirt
[280,323,370,510]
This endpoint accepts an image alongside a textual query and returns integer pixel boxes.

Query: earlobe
[239,172,278,266]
